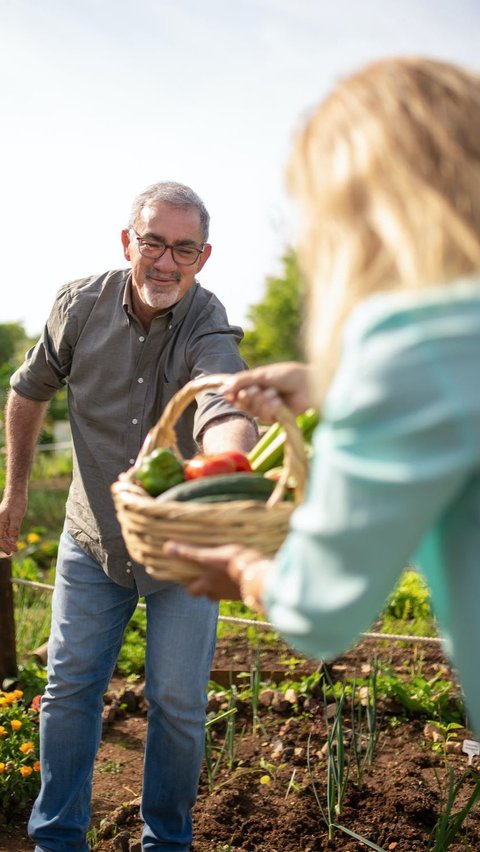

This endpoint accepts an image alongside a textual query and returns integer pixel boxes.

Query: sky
[1,0,480,337]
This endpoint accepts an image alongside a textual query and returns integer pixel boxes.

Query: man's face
[121,201,211,320]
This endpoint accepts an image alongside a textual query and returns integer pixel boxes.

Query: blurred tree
[0,323,68,445]
[0,323,30,367]
[239,249,307,367]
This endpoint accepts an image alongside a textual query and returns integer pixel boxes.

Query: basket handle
[128,373,307,506]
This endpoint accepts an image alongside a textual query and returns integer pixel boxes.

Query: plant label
[462,739,480,765]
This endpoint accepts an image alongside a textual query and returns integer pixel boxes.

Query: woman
[165,57,480,735]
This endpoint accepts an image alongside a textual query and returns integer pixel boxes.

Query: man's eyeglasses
[131,229,205,266]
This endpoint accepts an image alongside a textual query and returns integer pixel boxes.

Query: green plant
[0,688,41,821]
[204,706,238,793]
[385,569,432,620]
[427,720,465,770]
[307,673,387,851]
[429,767,480,850]
[351,664,380,787]
[377,665,462,722]
[250,647,263,734]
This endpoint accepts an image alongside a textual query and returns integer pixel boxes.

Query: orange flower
[33,760,41,772]
[0,698,8,709]
[0,763,5,774]
[20,765,33,777]
[20,741,35,755]
[10,719,22,731]
[5,692,18,705]
[30,695,43,713]
[13,690,24,700]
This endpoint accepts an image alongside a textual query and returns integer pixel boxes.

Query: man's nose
[152,247,178,270]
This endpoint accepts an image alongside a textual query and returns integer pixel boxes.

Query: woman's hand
[162,541,271,607]
[220,362,313,422]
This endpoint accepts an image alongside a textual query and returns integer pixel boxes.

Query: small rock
[445,741,462,754]
[284,687,298,705]
[259,688,275,707]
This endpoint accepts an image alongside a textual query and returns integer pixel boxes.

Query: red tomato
[218,450,252,472]
[185,454,237,480]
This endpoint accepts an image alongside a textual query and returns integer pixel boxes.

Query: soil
[2,632,480,852]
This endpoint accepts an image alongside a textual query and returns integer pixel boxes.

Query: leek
[247,408,320,473]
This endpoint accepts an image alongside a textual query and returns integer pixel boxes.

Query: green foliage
[376,666,462,722]
[385,569,432,621]
[0,323,31,370]
[115,608,147,676]
[240,250,307,367]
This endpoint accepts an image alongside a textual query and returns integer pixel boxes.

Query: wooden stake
[0,555,18,683]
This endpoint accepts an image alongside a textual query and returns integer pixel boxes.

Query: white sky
[1,0,479,337]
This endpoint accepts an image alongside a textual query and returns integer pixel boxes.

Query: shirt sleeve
[185,298,256,441]
[10,283,79,401]
[262,322,473,661]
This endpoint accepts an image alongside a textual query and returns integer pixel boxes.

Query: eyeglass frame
[129,228,206,266]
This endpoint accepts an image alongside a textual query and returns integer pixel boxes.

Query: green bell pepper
[135,448,185,496]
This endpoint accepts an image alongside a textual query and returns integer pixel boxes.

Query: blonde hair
[287,57,480,399]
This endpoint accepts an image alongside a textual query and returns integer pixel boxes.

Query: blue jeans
[28,530,218,851]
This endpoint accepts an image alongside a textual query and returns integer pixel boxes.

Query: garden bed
[2,633,480,852]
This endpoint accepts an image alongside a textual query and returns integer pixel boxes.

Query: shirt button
[132,418,138,425]
[126,568,131,574]
[138,377,144,383]
[129,458,135,465]
[139,336,145,342]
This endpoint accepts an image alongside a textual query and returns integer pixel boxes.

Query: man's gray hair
[128,181,210,241]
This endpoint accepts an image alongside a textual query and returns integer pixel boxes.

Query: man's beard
[142,276,181,310]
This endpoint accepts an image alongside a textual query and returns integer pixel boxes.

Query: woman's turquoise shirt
[263,278,480,734]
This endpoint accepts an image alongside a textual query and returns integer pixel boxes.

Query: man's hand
[0,492,28,555]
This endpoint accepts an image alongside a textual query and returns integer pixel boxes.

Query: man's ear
[196,243,212,273]
[121,229,131,262]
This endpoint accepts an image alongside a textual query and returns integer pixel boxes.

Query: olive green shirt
[11,269,253,592]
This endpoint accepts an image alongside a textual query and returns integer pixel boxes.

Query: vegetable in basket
[185,450,252,479]
[135,447,185,496]
[248,408,319,473]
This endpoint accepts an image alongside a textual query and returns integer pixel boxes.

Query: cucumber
[155,473,276,503]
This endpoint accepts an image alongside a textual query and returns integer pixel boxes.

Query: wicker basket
[111,374,307,582]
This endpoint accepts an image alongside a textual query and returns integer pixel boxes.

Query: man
[0,181,257,851]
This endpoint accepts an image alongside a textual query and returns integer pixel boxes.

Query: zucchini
[155,472,276,503]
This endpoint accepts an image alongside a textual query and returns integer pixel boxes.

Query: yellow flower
[20,765,33,777]
[0,726,7,736]
[0,698,8,709]
[0,763,5,774]
[33,760,41,772]
[260,775,271,785]
[10,719,22,731]
[16,541,26,550]
[20,741,35,755]
[27,533,41,544]
[13,690,24,700]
